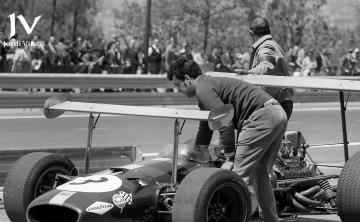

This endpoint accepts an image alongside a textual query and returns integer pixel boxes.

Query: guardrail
[1,73,360,108]
[0,73,171,89]
[1,73,360,89]
[1,91,360,109]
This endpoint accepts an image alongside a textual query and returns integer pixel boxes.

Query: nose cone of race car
[26,173,158,222]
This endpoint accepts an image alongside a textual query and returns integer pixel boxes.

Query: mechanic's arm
[235,46,276,75]
[248,46,277,75]
[196,85,235,157]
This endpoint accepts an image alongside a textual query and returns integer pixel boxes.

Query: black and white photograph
[1,0,360,221]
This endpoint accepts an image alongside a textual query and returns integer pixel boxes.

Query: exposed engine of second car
[272,131,337,214]
[273,136,317,180]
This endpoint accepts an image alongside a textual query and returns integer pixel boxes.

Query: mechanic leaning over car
[168,55,288,222]
[235,17,294,120]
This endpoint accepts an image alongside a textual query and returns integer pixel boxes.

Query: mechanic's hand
[221,160,234,170]
[187,145,211,164]
[234,68,250,75]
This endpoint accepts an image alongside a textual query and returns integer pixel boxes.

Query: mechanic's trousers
[233,102,287,222]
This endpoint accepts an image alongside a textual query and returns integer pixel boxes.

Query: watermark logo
[1,14,44,48]
[8,13,42,39]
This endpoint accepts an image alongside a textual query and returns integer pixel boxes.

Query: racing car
[3,74,360,222]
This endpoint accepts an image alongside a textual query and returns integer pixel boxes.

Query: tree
[265,0,324,48]
[113,0,249,54]
[170,0,242,53]
[50,0,57,36]
[113,0,146,45]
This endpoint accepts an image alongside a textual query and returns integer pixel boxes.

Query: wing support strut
[339,91,349,161]
[85,113,100,174]
[171,119,180,187]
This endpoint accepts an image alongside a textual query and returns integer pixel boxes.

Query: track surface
[0,105,359,221]
[0,107,359,152]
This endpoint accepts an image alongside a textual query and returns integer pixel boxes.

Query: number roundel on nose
[57,175,123,192]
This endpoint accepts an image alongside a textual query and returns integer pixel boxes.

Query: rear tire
[4,152,77,222]
[338,151,360,222]
[172,168,251,222]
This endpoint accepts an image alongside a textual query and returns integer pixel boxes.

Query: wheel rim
[207,182,248,222]
[33,166,69,198]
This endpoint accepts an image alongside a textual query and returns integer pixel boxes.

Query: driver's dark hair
[167,57,202,81]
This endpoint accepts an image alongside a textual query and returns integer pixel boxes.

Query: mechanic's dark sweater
[195,75,272,155]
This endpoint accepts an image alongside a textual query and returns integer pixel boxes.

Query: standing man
[0,32,8,72]
[164,37,178,72]
[123,39,139,74]
[45,36,58,73]
[235,17,294,119]
[168,57,287,222]
[341,49,356,76]
[148,38,162,74]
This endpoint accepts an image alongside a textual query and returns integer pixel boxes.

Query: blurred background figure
[148,38,162,74]
[45,36,58,73]
[164,37,178,72]
[55,37,69,73]
[208,46,222,71]
[0,32,8,73]
[193,47,207,66]
[353,48,360,76]
[300,50,317,76]
[29,34,46,73]
[12,41,32,73]
[178,41,193,60]
[341,49,356,76]
[295,45,305,70]
[123,39,139,74]
[106,41,121,74]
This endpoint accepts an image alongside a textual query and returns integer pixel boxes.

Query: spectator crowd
[1,33,360,76]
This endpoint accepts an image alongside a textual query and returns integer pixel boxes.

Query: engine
[272,131,337,214]
[273,138,317,179]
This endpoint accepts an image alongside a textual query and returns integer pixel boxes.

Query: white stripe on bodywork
[152,158,171,161]
[49,191,76,205]
[120,164,143,170]
[49,191,76,206]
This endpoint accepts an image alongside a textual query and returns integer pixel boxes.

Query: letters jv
[8,13,41,38]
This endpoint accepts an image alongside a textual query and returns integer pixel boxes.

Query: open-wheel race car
[3,74,360,222]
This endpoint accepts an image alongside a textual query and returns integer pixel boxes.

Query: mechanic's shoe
[187,145,211,163]
[221,160,234,170]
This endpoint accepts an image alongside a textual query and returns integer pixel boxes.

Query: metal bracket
[84,113,100,174]
[339,91,349,161]
[171,119,180,187]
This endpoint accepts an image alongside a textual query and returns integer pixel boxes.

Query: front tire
[172,168,251,222]
[338,151,360,222]
[4,152,77,222]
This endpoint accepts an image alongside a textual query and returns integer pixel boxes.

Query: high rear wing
[48,101,210,121]
[44,94,234,130]
[206,72,360,92]
[44,94,209,121]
